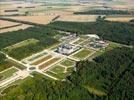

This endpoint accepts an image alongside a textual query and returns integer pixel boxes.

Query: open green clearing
[32,55,52,66]
[73,38,85,45]
[60,59,75,67]
[73,49,93,60]
[50,65,65,73]
[28,52,48,62]
[0,67,18,81]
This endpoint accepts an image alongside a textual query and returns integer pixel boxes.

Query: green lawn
[60,59,75,67]
[73,38,85,45]
[0,67,18,81]
[73,49,93,60]
[50,65,65,73]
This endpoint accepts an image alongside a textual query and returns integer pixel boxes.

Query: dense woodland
[49,20,134,45]
[0,53,6,63]
[74,10,134,15]
[1,47,133,100]
[0,26,58,60]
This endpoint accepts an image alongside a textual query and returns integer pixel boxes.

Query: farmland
[6,16,58,25]
[56,15,98,22]
[106,16,134,22]
[0,20,32,33]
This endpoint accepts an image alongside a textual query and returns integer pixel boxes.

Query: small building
[86,34,100,39]
[58,44,79,55]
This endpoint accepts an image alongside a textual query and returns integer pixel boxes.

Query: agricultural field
[0,67,18,81]
[0,24,32,33]
[106,16,134,22]
[0,20,20,29]
[72,49,94,60]
[56,15,98,22]
[6,15,57,25]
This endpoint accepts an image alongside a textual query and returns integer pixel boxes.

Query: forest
[74,10,134,15]
[0,53,6,63]
[49,20,134,45]
[0,26,58,60]
[1,47,133,100]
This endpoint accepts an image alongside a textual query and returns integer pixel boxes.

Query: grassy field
[73,49,93,60]
[31,55,52,66]
[73,38,85,45]
[39,57,61,69]
[60,59,75,67]
[28,52,48,62]
[3,38,39,52]
[50,65,65,73]
[0,67,18,81]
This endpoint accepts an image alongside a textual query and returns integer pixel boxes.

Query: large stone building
[58,44,79,55]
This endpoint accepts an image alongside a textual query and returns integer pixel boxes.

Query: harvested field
[106,17,134,22]
[0,24,32,33]
[0,20,20,29]
[56,15,98,22]
[32,55,52,66]
[6,16,57,25]
[39,57,61,69]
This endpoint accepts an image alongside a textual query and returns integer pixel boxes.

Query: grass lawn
[73,49,93,60]
[50,65,65,73]
[28,52,47,62]
[45,71,69,80]
[73,38,85,45]
[0,67,18,81]
[32,55,52,65]
[60,59,75,67]
[39,57,61,69]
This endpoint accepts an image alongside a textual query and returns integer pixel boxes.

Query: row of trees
[1,47,133,100]
[49,20,134,45]
[74,10,134,15]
